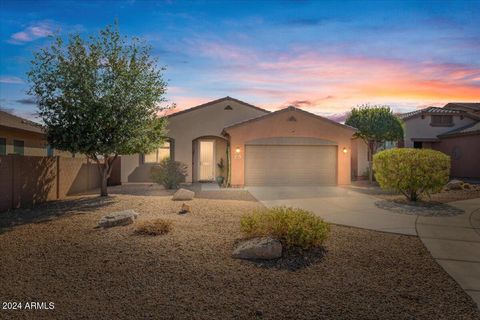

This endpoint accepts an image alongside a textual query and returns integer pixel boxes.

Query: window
[13,140,24,155]
[0,138,6,155]
[431,115,453,126]
[144,141,171,163]
[47,145,54,157]
[413,141,423,149]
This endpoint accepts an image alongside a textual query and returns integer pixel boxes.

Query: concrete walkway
[247,186,480,308]
[416,198,480,307]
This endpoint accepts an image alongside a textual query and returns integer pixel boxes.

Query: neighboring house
[398,107,478,148]
[399,103,480,179]
[0,110,75,157]
[0,110,50,156]
[121,97,358,186]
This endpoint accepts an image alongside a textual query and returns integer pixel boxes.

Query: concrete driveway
[246,186,417,235]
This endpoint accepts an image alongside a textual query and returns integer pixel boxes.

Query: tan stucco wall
[432,134,480,178]
[121,99,269,183]
[351,138,369,178]
[403,115,475,147]
[0,126,47,156]
[224,109,355,186]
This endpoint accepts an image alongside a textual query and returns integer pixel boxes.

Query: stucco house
[398,104,480,178]
[121,97,361,186]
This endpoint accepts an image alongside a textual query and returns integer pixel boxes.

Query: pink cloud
[9,21,54,44]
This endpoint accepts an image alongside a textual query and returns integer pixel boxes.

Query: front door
[199,140,215,181]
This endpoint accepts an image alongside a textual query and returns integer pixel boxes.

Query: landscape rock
[463,183,472,190]
[232,237,282,260]
[179,203,191,214]
[98,210,138,228]
[172,188,195,201]
[445,179,463,190]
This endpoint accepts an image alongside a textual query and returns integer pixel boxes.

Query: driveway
[247,186,480,308]
[247,186,417,235]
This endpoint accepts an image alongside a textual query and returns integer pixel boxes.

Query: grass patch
[135,218,172,236]
[240,207,330,250]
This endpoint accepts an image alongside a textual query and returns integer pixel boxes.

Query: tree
[345,105,404,183]
[28,22,169,196]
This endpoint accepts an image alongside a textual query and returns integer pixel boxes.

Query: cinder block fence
[0,155,121,212]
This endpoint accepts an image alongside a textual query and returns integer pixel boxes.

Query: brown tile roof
[223,105,357,132]
[444,102,480,112]
[167,96,271,118]
[438,121,480,138]
[398,107,463,120]
[0,110,44,134]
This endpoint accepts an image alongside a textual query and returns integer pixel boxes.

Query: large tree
[28,22,169,196]
[345,105,404,183]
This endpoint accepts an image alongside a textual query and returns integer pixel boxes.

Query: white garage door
[245,145,337,186]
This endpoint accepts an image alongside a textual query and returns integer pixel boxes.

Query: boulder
[445,179,463,190]
[463,183,472,190]
[172,188,195,201]
[232,237,282,260]
[98,210,138,228]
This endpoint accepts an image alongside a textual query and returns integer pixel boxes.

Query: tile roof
[444,102,480,111]
[398,107,462,120]
[168,96,270,118]
[438,121,480,138]
[0,110,44,134]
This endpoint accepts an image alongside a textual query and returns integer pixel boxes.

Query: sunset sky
[1,0,479,121]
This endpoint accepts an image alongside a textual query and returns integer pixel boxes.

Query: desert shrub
[240,207,330,249]
[151,158,188,189]
[373,148,450,201]
[135,219,172,236]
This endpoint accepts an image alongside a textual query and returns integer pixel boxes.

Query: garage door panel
[245,145,337,186]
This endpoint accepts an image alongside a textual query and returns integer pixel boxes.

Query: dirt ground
[0,187,479,319]
[348,180,480,203]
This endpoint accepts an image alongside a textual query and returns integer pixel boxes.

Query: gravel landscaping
[375,199,465,216]
[1,188,479,319]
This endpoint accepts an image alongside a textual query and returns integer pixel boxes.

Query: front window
[431,115,453,126]
[144,141,171,163]
[13,140,24,155]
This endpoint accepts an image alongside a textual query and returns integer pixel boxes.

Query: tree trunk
[100,169,108,196]
[368,140,377,184]
[92,154,118,197]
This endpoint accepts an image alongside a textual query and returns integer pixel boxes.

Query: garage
[245,142,337,186]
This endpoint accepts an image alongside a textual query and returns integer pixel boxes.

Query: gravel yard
[0,187,479,320]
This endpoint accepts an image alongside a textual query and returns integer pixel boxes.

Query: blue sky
[1,0,479,121]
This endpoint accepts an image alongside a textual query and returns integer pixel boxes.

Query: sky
[1,0,479,122]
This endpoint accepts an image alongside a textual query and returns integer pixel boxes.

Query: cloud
[0,76,24,84]
[15,98,37,105]
[325,112,349,123]
[8,21,54,44]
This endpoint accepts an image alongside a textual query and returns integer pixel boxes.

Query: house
[121,97,359,186]
[0,110,75,157]
[398,106,478,148]
[0,110,51,156]
[399,103,480,179]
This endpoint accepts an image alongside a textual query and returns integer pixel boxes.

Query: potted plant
[216,158,225,186]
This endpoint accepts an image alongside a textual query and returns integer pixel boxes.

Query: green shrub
[151,158,188,189]
[240,207,330,249]
[373,148,450,201]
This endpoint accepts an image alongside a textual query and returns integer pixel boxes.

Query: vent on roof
[287,116,297,122]
[224,105,233,110]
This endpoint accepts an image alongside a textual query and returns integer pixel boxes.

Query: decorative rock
[232,237,282,260]
[172,188,195,201]
[179,203,191,214]
[463,183,472,190]
[445,179,463,190]
[98,210,138,228]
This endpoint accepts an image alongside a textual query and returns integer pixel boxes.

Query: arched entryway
[192,136,229,182]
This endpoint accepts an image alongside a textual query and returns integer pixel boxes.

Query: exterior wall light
[235,147,241,154]
[343,147,348,154]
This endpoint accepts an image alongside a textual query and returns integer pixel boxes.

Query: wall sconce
[235,147,241,154]
[343,147,348,154]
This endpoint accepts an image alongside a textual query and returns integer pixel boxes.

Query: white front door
[198,140,215,181]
